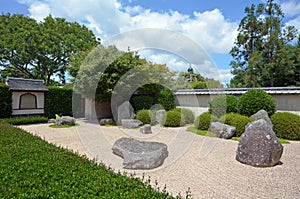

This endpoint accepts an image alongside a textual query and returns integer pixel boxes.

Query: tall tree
[0,13,99,85]
[230,0,298,87]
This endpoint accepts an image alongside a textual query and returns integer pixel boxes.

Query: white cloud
[281,0,300,18]
[286,16,300,33]
[28,1,50,21]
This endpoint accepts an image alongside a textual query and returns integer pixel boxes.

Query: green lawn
[0,121,180,198]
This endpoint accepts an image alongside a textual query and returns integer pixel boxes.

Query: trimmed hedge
[130,95,154,112]
[173,108,195,124]
[209,95,238,118]
[0,122,177,198]
[45,87,73,118]
[1,117,48,125]
[238,89,276,117]
[163,110,182,127]
[157,89,176,111]
[219,113,253,137]
[0,84,12,118]
[271,112,300,140]
[136,109,155,125]
[195,112,218,130]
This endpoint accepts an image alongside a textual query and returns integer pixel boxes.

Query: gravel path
[19,120,300,198]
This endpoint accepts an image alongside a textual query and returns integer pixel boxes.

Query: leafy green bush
[1,117,48,125]
[157,89,176,111]
[209,95,238,118]
[136,109,155,125]
[237,89,276,117]
[271,112,300,140]
[0,84,12,118]
[45,87,73,118]
[173,108,195,124]
[190,81,207,89]
[195,112,218,130]
[0,122,177,198]
[219,113,253,137]
[163,110,182,127]
[130,95,154,112]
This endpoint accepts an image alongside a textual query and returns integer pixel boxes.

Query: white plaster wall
[12,92,45,109]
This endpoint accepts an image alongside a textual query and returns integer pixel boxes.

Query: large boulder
[155,109,166,125]
[55,116,75,126]
[117,101,135,124]
[236,119,283,167]
[112,137,168,169]
[250,110,273,128]
[209,122,236,139]
[140,124,152,134]
[121,119,143,129]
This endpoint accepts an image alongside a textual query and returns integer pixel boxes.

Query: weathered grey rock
[140,124,152,134]
[117,101,135,124]
[236,119,283,167]
[99,118,114,126]
[121,119,143,129]
[209,122,236,139]
[251,110,273,128]
[155,109,166,125]
[55,116,75,126]
[112,137,168,169]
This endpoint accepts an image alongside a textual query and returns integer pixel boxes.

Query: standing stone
[155,109,166,125]
[250,110,273,128]
[236,119,283,167]
[112,137,168,169]
[140,124,152,134]
[209,122,236,139]
[117,101,135,124]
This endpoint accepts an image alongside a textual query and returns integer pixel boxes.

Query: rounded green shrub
[163,110,182,127]
[194,112,218,130]
[130,95,154,112]
[157,89,176,111]
[237,89,276,117]
[209,95,238,118]
[219,113,253,137]
[136,110,155,125]
[271,112,300,140]
[173,108,195,124]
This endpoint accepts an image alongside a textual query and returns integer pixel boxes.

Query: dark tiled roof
[6,77,48,92]
[173,87,300,95]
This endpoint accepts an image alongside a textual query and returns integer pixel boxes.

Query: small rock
[56,116,75,126]
[121,119,143,129]
[209,122,236,139]
[99,118,114,126]
[112,137,168,169]
[236,119,283,167]
[140,124,152,134]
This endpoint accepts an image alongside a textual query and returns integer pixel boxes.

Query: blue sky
[1,0,300,85]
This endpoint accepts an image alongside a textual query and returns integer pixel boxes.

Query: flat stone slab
[121,119,143,129]
[112,137,168,169]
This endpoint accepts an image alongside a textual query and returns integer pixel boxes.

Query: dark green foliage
[173,108,195,124]
[45,87,73,118]
[1,117,48,125]
[194,112,218,130]
[237,89,276,117]
[136,110,155,125]
[163,110,182,127]
[0,84,12,118]
[271,112,300,140]
[209,95,238,118]
[157,89,175,111]
[0,122,177,198]
[219,113,253,137]
[131,95,154,112]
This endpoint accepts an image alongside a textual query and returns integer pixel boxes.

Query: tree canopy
[230,0,299,87]
[0,13,99,85]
